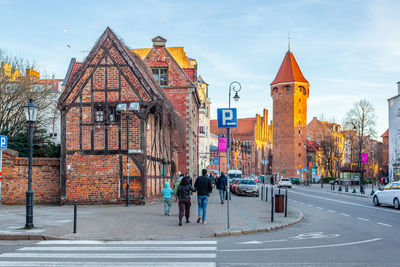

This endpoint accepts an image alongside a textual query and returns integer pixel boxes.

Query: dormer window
[152,68,168,86]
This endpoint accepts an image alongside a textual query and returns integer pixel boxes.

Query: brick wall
[1,149,60,204]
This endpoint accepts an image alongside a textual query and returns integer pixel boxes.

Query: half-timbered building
[58,27,183,204]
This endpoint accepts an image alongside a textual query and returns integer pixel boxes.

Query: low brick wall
[1,149,60,204]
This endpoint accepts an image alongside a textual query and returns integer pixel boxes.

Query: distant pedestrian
[173,174,184,202]
[194,169,213,224]
[185,172,192,186]
[216,172,227,204]
[162,182,174,216]
[177,176,196,226]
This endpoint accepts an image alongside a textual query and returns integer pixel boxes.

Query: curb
[328,190,372,199]
[0,235,65,241]
[208,207,304,238]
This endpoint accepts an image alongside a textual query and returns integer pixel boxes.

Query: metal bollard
[261,186,263,200]
[271,186,274,222]
[278,187,281,195]
[265,185,268,202]
[73,200,77,234]
[284,188,288,217]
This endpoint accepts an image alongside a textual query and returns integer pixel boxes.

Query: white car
[278,178,292,188]
[373,182,400,209]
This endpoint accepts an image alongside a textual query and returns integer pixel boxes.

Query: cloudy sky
[1,0,399,138]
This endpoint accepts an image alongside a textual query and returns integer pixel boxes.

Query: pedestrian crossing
[0,240,217,267]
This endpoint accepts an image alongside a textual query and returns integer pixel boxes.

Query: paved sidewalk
[0,189,302,240]
[293,183,378,198]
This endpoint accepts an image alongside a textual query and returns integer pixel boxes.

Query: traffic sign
[213,157,219,165]
[217,108,237,128]
[0,136,7,149]
[282,170,286,173]
[261,158,269,165]
[218,137,227,152]
[362,153,368,163]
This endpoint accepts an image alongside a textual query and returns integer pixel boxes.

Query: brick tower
[270,49,309,179]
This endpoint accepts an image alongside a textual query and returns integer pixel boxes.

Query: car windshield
[240,180,256,185]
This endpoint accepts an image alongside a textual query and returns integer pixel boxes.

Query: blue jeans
[197,195,209,222]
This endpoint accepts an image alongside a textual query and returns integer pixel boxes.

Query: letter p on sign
[0,136,7,149]
[217,108,237,128]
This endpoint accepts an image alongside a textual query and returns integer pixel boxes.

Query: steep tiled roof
[210,117,257,137]
[271,51,309,86]
[381,129,389,138]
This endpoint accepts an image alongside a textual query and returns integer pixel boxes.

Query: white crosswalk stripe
[0,240,217,267]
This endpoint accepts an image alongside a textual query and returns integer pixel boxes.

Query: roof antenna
[288,31,291,52]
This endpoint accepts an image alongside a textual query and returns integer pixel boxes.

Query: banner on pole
[361,153,368,163]
[218,137,227,152]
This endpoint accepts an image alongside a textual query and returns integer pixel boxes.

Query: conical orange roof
[270,51,309,86]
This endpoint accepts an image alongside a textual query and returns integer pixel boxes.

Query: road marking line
[219,238,382,252]
[316,207,323,210]
[357,217,369,221]
[328,210,336,213]
[290,190,400,214]
[377,222,392,227]
[0,253,217,259]
[299,202,304,204]
[307,204,313,207]
[37,240,217,245]
[340,213,350,216]
[19,246,217,251]
[0,262,216,267]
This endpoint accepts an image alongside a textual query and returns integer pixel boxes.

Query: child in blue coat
[162,182,174,215]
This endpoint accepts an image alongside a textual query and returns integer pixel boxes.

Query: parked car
[232,179,240,194]
[288,177,300,185]
[230,178,239,192]
[373,181,400,209]
[236,179,259,197]
[278,178,292,188]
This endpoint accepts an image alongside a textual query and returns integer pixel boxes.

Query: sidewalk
[0,190,302,240]
[293,183,377,198]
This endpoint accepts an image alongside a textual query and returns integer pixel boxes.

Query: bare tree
[343,99,377,192]
[0,50,53,136]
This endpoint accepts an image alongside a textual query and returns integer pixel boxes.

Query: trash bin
[275,194,284,213]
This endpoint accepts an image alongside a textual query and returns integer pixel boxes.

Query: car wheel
[394,198,400,209]
[373,196,380,206]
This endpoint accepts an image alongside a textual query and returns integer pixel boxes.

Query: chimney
[152,36,167,47]
[397,81,400,95]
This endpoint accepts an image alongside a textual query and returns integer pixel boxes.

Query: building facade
[388,83,400,181]
[58,28,182,204]
[132,37,201,179]
[197,76,211,174]
[270,50,309,178]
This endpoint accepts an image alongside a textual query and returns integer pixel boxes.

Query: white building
[197,76,211,174]
[388,82,400,181]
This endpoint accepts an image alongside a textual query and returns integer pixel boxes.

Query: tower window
[299,98,301,102]
[286,86,290,92]
[299,153,301,157]
[299,143,301,146]
[299,130,301,134]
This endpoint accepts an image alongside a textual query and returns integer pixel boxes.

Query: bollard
[285,188,288,217]
[278,187,281,195]
[345,184,348,192]
[265,185,268,202]
[261,186,263,200]
[73,200,77,234]
[271,186,274,222]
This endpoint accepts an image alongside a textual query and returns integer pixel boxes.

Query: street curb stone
[209,207,304,238]
[0,235,64,241]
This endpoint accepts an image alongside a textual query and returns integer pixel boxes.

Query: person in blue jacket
[162,182,174,216]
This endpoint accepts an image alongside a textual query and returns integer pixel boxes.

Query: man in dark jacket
[216,172,227,204]
[194,169,213,224]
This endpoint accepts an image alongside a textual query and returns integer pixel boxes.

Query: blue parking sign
[217,108,237,128]
[0,136,7,149]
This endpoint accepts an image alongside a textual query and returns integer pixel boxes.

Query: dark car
[288,177,300,185]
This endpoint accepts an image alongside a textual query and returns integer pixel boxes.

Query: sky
[1,0,399,139]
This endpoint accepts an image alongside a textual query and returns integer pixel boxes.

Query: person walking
[216,172,227,204]
[194,169,213,224]
[162,182,174,215]
[173,173,184,202]
[185,172,192,186]
[177,176,196,226]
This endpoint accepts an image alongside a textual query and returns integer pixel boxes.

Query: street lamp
[24,98,38,229]
[226,81,241,230]
[116,102,139,207]
[352,123,365,194]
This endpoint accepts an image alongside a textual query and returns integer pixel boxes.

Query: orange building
[270,49,309,178]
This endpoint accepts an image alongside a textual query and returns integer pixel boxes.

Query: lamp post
[226,81,241,230]
[352,123,365,194]
[24,98,38,229]
[116,102,139,206]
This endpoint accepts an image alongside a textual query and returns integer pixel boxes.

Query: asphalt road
[0,186,398,266]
